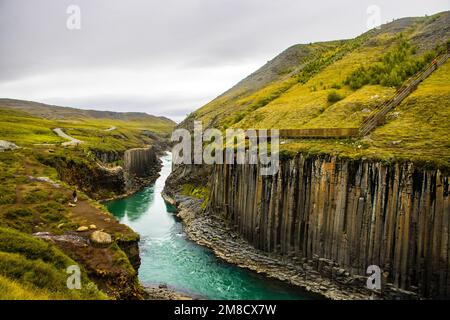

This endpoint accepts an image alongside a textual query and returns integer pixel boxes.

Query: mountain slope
[181,11,450,169]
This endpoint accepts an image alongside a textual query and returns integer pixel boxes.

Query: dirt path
[69,200,134,237]
[53,128,83,146]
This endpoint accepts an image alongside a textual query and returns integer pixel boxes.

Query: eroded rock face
[41,145,162,200]
[40,154,127,200]
[94,150,121,163]
[34,230,144,299]
[123,147,158,177]
[207,155,450,298]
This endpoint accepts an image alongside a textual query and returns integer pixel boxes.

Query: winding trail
[105,126,117,132]
[53,128,83,146]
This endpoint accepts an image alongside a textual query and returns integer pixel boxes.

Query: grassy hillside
[0,147,144,299]
[279,58,450,167]
[183,11,450,169]
[0,100,175,153]
[0,227,106,300]
[0,100,175,299]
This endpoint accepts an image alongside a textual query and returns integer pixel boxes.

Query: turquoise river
[106,153,312,300]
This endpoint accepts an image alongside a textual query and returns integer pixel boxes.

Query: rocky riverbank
[162,190,421,300]
[144,284,197,300]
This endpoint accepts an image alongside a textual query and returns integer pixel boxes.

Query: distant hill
[0,98,175,124]
[0,98,176,151]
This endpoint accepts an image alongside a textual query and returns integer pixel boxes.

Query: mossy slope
[0,227,106,300]
[183,11,450,169]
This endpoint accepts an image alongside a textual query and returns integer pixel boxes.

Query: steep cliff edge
[123,147,161,192]
[40,146,162,200]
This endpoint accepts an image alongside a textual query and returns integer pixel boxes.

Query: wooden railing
[279,128,359,138]
[247,52,449,139]
[359,52,449,136]
[244,128,359,139]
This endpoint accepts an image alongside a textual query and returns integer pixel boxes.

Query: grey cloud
[43,94,207,122]
[0,0,448,120]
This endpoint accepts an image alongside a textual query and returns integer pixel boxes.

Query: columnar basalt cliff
[161,12,450,300]
[94,150,121,164]
[124,147,158,177]
[207,155,450,298]
[123,146,160,192]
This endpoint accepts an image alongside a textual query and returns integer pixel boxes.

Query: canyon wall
[41,146,161,199]
[123,147,158,177]
[208,154,450,298]
[42,156,126,199]
[93,150,122,164]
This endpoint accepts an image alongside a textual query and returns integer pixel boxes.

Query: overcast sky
[0,0,448,121]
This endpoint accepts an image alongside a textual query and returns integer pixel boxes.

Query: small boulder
[76,226,89,232]
[90,231,112,245]
[0,140,19,152]
[89,224,97,230]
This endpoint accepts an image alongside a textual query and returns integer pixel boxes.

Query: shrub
[0,251,68,289]
[331,83,342,89]
[181,184,209,209]
[182,184,209,199]
[4,208,34,219]
[232,111,247,125]
[344,39,436,89]
[279,149,295,161]
[0,275,52,299]
[23,188,50,204]
[1,208,35,233]
[0,188,16,205]
[0,226,69,267]
[327,90,344,103]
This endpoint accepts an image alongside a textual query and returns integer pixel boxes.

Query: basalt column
[208,154,450,298]
[124,147,157,176]
[123,146,160,190]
